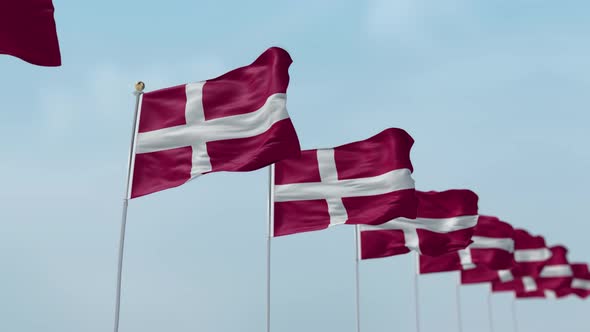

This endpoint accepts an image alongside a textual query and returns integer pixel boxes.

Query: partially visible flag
[461,229,549,284]
[0,0,61,66]
[273,128,417,236]
[420,215,515,274]
[131,47,301,198]
[493,245,571,295]
[360,190,478,259]
[555,263,590,299]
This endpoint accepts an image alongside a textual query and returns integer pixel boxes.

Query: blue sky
[1,0,589,331]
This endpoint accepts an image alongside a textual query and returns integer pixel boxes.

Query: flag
[517,264,590,299]
[555,263,590,299]
[272,128,417,237]
[360,190,478,259]
[493,245,571,295]
[0,0,61,66]
[461,229,549,284]
[420,215,515,274]
[131,47,301,198]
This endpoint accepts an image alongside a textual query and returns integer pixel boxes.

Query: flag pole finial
[135,81,145,92]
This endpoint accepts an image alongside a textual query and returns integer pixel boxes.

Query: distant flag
[461,229,550,284]
[272,128,417,236]
[360,190,479,259]
[555,263,590,299]
[0,0,61,66]
[420,215,515,274]
[493,245,571,295]
[130,47,301,198]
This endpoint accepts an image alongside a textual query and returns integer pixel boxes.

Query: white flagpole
[511,297,519,332]
[113,81,144,332]
[266,164,275,332]
[487,292,494,332]
[413,253,421,332]
[455,274,463,332]
[355,225,361,332]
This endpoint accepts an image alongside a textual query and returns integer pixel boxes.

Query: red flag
[131,47,301,198]
[360,190,478,259]
[420,215,515,274]
[518,264,590,299]
[0,0,61,66]
[493,246,571,294]
[461,229,549,284]
[272,128,417,237]
[554,264,590,299]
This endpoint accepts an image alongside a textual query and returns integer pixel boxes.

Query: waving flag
[493,245,571,295]
[0,0,61,66]
[516,264,589,299]
[461,229,549,284]
[360,190,478,259]
[556,264,590,299]
[131,47,301,198]
[272,128,417,237]
[420,215,514,274]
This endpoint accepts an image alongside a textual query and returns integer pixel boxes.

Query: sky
[1,0,589,331]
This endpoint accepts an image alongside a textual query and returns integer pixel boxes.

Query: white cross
[317,149,348,226]
[458,248,475,269]
[497,269,514,282]
[522,276,537,292]
[544,290,557,299]
[136,82,290,178]
[539,264,573,278]
[359,215,479,254]
[274,149,415,227]
[496,247,550,282]
[514,248,552,262]
[458,236,515,270]
[572,278,590,290]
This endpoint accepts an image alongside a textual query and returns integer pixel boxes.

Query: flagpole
[354,225,361,332]
[511,297,518,332]
[266,164,275,332]
[455,274,463,332]
[487,292,494,332]
[413,253,421,332]
[113,81,144,332]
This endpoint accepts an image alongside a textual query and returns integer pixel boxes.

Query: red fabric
[206,119,300,172]
[131,147,192,198]
[417,228,475,257]
[360,229,410,259]
[473,230,549,288]
[420,215,515,274]
[272,128,417,237]
[274,200,330,236]
[138,85,187,133]
[334,128,414,179]
[360,190,478,260]
[509,229,549,278]
[131,47,301,198]
[343,189,417,226]
[461,267,502,284]
[0,0,61,66]
[415,190,478,218]
[274,150,322,185]
[493,246,570,294]
[202,47,291,120]
[554,264,590,299]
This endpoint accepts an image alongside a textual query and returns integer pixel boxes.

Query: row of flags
[126,47,590,300]
[2,1,587,330]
